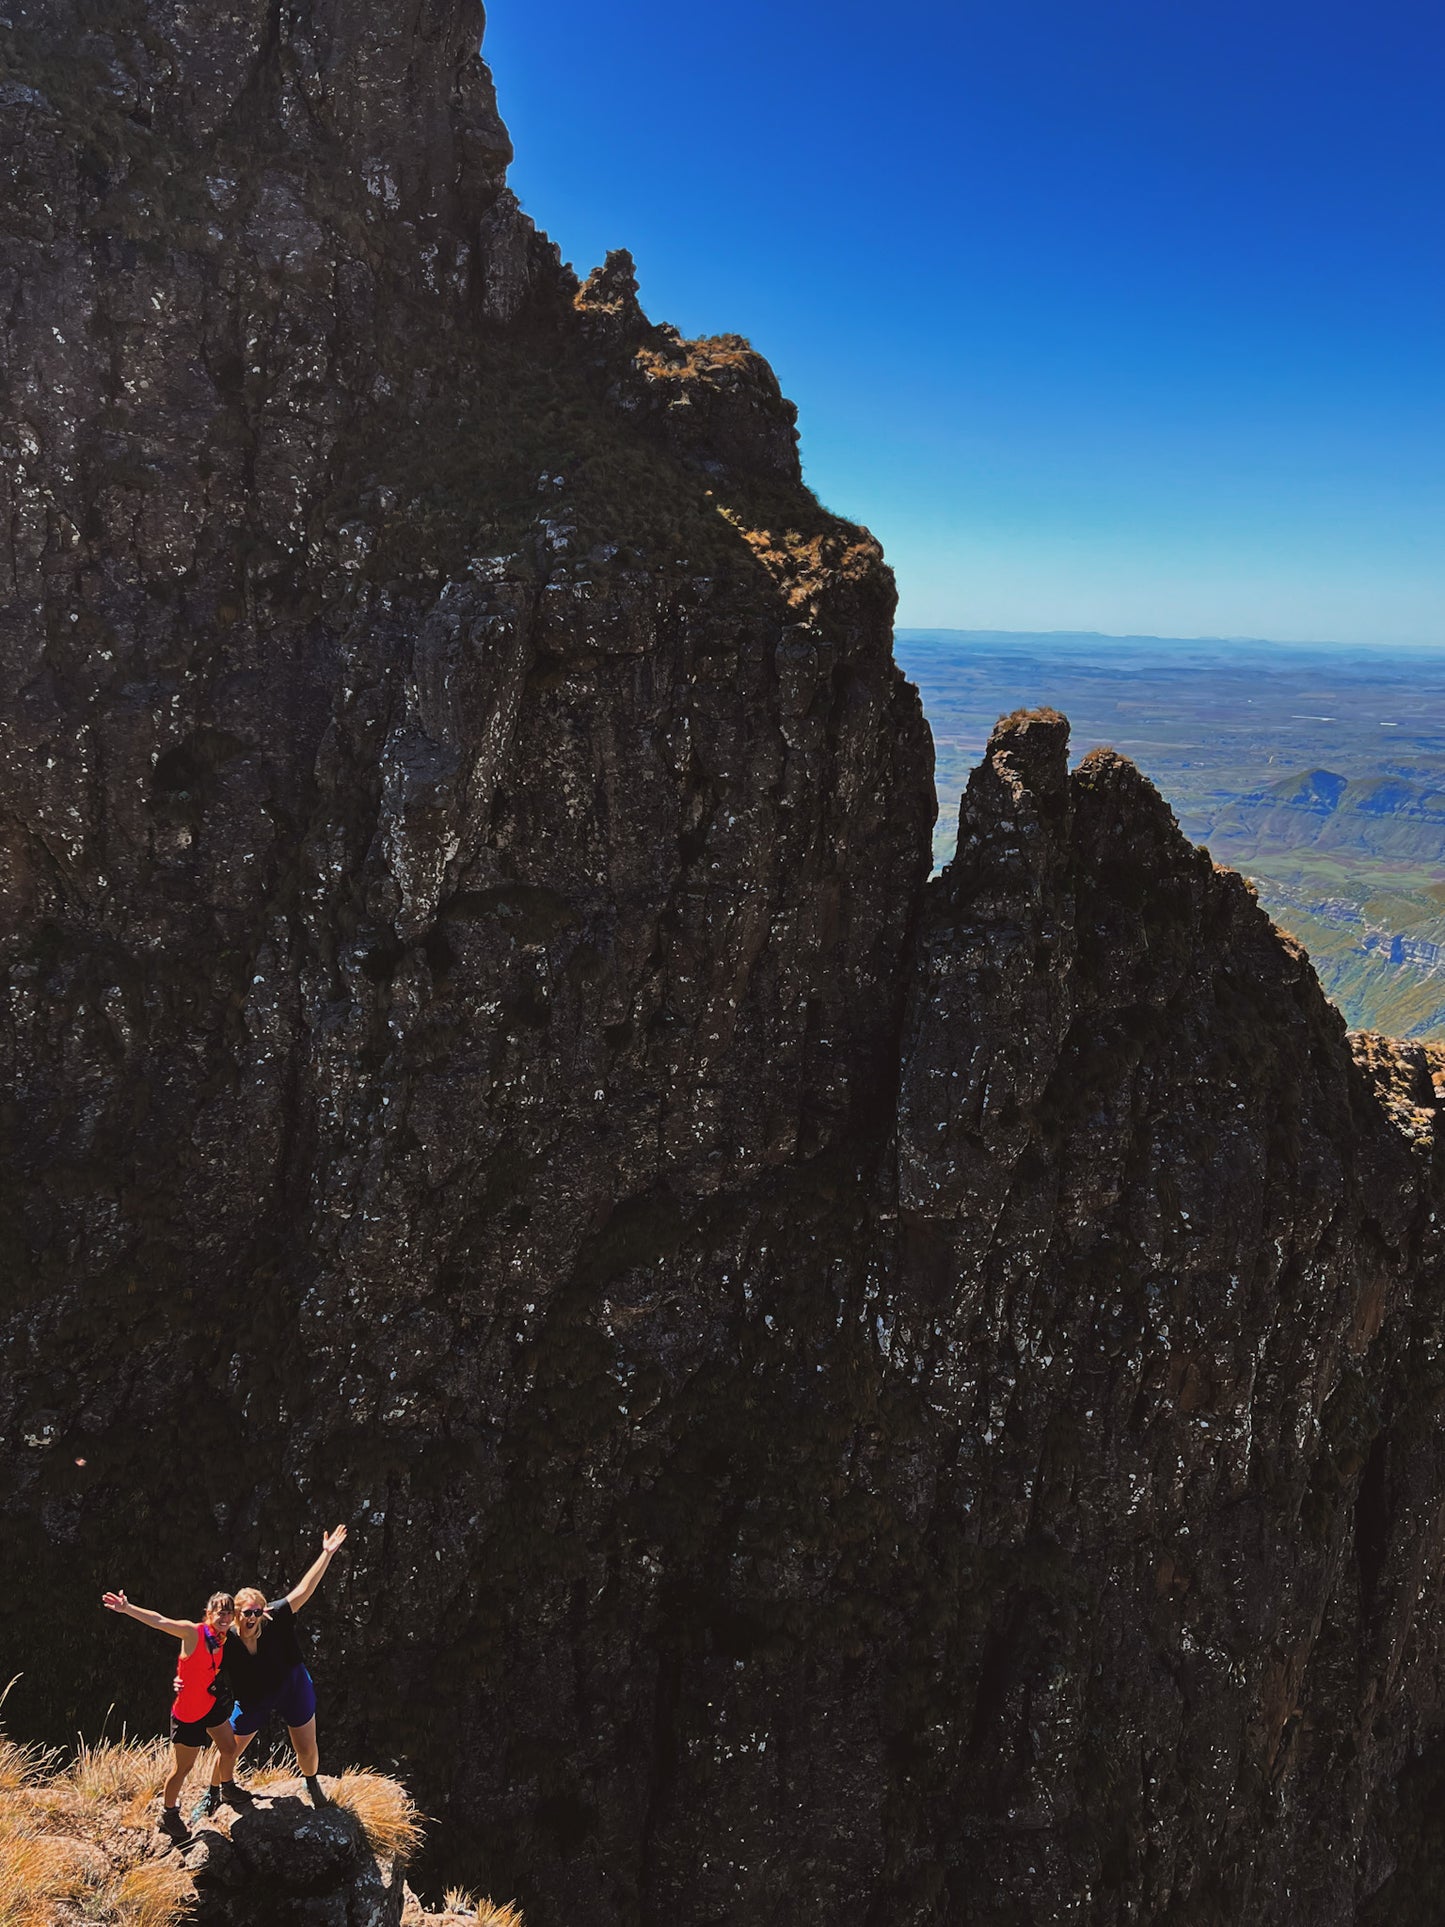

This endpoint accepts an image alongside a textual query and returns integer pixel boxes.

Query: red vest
[172,1624,224,1722]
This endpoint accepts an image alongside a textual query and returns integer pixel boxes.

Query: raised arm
[101,1591,195,1641]
[286,1524,348,1614]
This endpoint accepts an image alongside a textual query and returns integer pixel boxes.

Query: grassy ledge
[0,1716,520,1927]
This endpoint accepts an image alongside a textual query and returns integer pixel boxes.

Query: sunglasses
[238,1609,264,1620]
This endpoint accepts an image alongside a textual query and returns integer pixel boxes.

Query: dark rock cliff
[3,6,1443,1923]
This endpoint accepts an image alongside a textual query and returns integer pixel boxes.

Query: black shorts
[169,1699,235,1748]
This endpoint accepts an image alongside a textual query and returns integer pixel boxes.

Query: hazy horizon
[897,626,1445,656]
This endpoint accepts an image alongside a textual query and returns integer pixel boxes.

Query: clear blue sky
[484,0,1444,646]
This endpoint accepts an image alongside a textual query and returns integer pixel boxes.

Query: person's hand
[101,1591,128,1613]
[322,1523,348,1556]
[173,1676,183,1695]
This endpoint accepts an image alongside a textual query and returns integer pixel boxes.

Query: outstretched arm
[101,1591,194,1641]
[286,1524,348,1614]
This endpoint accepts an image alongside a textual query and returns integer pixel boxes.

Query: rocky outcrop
[576,250,804,483]
[0,1740,507,1927]
[886,714,1445,1920]
[183,1786,407,1927]
[3,5,1445,1925]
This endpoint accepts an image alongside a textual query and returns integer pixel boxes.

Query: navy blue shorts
[231,1664,316,1737]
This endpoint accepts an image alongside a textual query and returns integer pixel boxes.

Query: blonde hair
[234,1587,268,1614]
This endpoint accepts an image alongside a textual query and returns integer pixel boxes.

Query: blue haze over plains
[487,0,1444,646]
[899,630,1445,1038]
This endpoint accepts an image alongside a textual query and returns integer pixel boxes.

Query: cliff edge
[0,1728,517,1925]
[2,5,1444,1924]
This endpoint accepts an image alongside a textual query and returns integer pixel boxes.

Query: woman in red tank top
[101,1585,241,1846]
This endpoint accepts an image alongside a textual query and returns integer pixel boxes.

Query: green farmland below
[898,629,1445,1041]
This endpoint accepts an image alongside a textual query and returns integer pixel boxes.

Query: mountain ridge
[897,628,1445,1041]
[3,7,1445,1924]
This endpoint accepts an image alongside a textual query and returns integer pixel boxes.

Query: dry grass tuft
[0,1721,182,1927]
[448,1894,526,1926]
[330,1768,425,1862]
[0,1810,95,1927]
[405,1894,524,1927]
[0,1738,53,1795]
[0,1686,55,1800]
[112,1858,194,1927]
[70,1736,171,1805]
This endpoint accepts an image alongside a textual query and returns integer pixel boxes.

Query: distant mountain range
[1212,768,1445,861]
[897,629,1445,1039]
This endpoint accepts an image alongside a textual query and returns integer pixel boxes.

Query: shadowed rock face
[2,7,1444,1925]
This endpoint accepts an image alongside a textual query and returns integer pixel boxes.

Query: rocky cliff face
[3,6,1444,1924]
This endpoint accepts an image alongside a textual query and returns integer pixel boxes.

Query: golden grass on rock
[0,1814,93,1927]
[1,1723,510,1926]
[0,1737,53,1796]
[1,1729,182,1927]
[405,1892,525,1927]
[329,1768,425,1863]
[70,1736,171,1806]
[112,1858,195,1927]
[458,1898,524,1927]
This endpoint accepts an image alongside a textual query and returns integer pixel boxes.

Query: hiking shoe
[304,1775,328,1807]
[219,1780,253,1808]
[159,1807,193,1847]
[190,1786,220,1823]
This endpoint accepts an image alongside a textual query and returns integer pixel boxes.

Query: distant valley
[897,629,1445,1039]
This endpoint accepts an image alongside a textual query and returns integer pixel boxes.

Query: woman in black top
[227,1523,347,1805]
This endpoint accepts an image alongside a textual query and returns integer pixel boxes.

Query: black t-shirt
[224,1599,305,1701]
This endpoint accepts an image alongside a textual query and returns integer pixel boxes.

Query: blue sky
[484,1,1445,646]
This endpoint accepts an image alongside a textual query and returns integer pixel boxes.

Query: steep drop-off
[3,7,1444,1924]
